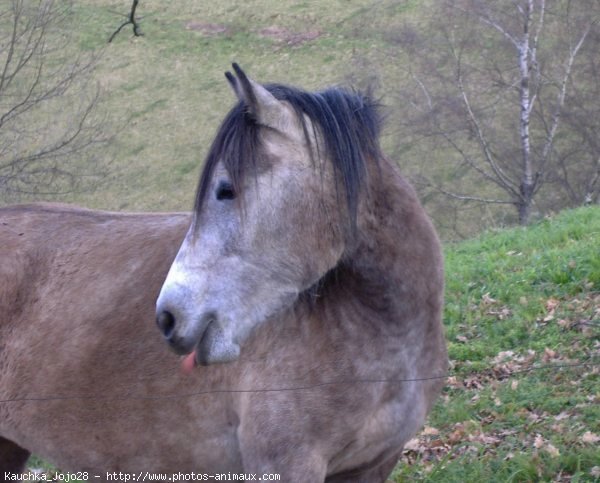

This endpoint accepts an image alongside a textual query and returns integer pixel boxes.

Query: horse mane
[194,83,383,226]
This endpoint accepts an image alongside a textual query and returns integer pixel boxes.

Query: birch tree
[397,0,598,225]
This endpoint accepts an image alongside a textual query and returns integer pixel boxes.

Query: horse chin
[195,319,241,366]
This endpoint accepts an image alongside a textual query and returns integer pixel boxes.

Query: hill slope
[393,206,600,481]
[2,0,418,213]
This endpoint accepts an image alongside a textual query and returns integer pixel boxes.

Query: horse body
[0,205,229,470]
[0,66,446,482]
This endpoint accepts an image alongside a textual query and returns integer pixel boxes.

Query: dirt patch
[183,22,321,46]
[185,21,231,36]
[258,26,322,46]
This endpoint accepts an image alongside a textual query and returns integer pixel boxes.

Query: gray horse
[1,65,446,482]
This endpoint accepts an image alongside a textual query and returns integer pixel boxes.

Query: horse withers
[0,65,446,481]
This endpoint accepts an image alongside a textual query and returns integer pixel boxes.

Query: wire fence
[0,358,597,404]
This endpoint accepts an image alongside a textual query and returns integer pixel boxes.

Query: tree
[395,0,599,225]
[0,0,109,202]
[108,0,142,43]
[559,26,600,206]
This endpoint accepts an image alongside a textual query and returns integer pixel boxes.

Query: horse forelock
[193,83,383,228]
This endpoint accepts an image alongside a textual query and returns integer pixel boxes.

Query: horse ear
[225,63,288,130]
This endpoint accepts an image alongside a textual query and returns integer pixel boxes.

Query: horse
[0,64,447,482]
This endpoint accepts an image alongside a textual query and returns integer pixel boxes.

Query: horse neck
[334,158,444,334]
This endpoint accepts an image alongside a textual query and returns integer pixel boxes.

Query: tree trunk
[517,1,534,225]
[518,182,534,225]
[108,0,142,43]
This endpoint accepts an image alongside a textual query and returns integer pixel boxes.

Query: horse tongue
[181,351,196,374]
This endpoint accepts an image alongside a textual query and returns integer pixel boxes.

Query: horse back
[0,204,49,324]
[0,203,190,325]
[0,203,190,404]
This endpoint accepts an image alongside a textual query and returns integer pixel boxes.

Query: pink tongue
[181,352,196,374]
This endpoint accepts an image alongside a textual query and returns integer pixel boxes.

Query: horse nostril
[156,310,176,339]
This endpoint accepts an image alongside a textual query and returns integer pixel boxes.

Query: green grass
[3,0,594,241]
[1,0,420,215]
[393,206,600,482]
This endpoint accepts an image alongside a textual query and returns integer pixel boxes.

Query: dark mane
[194,83,382,225]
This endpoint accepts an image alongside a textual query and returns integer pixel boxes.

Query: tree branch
[418,179,514,205]
[0,0,110,200]
[450,38,519,198]
[584,157,600,204]
[539,19,594,176]
[108,0,142,43]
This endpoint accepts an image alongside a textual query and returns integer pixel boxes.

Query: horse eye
[216,181,235,201]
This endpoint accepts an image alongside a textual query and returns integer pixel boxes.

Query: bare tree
[395,0,598,225]
[559,25,600,206]
[108,0,142,43]
[0,0,109,202]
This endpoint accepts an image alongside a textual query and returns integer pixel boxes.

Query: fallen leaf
[542,298,560,322]
[493,350,515,364]
[582,431,600,444]
[489,307,512,320]
[545,443,560,458]
[534,434,544,449]
[464,376,484,390]
[511,380,519,390]
[448,423,468,444]
[446,376,459,387]
[429,438,446,448]
[481,292,497,305]
[543,347,557,361]
[403,438,420,451]
[422,426,440,436]
[469,432,501,445]
[545,298,560,311]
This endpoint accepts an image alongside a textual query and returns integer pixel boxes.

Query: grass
[2,0,420,214]
[392,206,600,482]
[65,0,392,213]
[3,0,594,241]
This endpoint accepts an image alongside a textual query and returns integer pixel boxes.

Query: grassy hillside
[393,206,600,482]
[5,0,418,213]
[3,0,597,239]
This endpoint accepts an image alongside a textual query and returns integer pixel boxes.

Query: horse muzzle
[156,303,240,365]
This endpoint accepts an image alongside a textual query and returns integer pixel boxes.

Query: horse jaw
[180,322,240,373]
[196,320,241,365]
